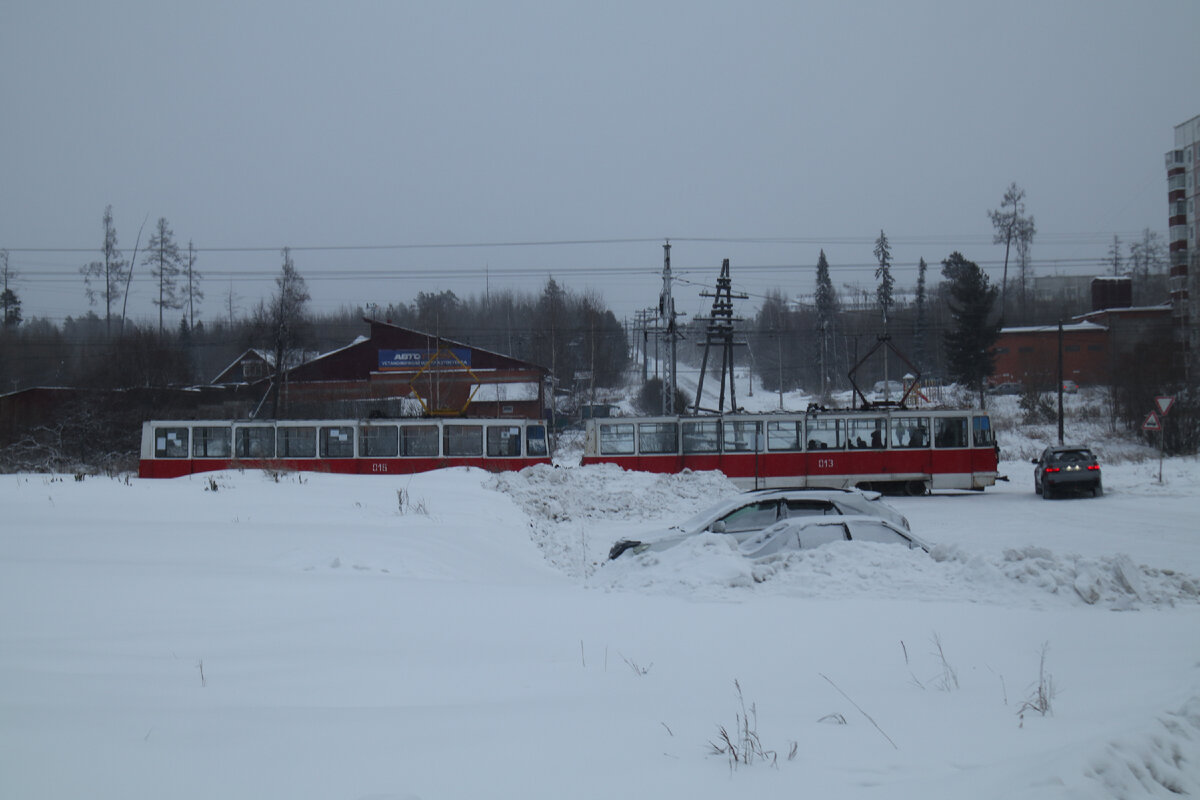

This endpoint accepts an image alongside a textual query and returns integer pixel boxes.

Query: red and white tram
[139,417,551,478]
[581,408,999,494]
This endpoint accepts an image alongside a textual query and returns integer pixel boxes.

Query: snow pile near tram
[487,460,1200,610]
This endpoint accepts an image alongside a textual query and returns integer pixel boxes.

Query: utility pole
[659,240,680,415]
[693,258,748,414]
[1057,320,1065,445]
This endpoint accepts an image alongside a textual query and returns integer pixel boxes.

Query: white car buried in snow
[607,487,912,560]
[611,514,930,561]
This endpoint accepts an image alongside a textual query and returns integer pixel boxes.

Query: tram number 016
[816,458,836,470]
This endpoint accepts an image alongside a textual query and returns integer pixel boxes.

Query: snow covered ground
[3,385,1200,799]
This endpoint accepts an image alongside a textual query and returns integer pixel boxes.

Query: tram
[581,408,999,494]
[138,417,551,478]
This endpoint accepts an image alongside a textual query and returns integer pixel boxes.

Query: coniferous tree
[1,250,20,328]
[941,252,999,407]
[144,217,184,336]
[914,257,928,371]
[814,249,839,397]
[873,230,894,325]
[183,240,203,329]
[80,206,128,337]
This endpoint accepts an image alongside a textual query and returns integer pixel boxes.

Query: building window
[1018,346,1034,354]
[1087,344,1103,352]
[1065,345,1080,352]
[995,346,1009,354]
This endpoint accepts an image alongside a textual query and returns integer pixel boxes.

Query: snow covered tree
[143,217,184,336]
[941,252,999,407]
[873,230,894,325]
[80,205,128,337]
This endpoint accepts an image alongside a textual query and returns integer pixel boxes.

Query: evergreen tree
[814,249,839,397]
[914,257,928,371]
[80,205,128,337]
[183,240,203,329]
[873,230,894,325]
[1,250,20,328]
[941,252,1000,406]
[143,217,184,336]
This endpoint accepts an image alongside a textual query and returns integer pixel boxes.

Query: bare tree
[80,206,128,338]
[1106,234,1123,276]
[255,248,311,418]
[988,184,1035,321]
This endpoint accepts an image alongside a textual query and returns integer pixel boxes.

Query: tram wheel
[905,480,927,496]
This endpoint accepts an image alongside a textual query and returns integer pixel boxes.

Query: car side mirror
[710,520,727,533]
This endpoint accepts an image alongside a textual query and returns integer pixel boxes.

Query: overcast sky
[3,0,1198,330]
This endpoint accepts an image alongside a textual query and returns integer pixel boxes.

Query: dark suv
[1032,446,1102,499]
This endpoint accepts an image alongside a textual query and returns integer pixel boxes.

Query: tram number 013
[816,458,836,469]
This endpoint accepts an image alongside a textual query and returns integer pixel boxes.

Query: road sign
[1142,411,1161,431]
[1155,396,1175,416]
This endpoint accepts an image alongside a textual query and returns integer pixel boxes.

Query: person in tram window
[870,429,883,449]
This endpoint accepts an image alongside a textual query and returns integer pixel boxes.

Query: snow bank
[488,463,1200,610]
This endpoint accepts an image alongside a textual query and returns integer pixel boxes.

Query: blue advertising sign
[378,349,473,371]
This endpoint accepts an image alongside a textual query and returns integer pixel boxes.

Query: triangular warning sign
[1142,411,1161,431]
[1155,396,1175,416]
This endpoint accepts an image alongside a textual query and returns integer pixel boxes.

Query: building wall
[1166,114,1199,350]
[992,327,1110,387]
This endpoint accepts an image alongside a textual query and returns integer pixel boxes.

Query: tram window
[767,421,802,451]
[973,416,995,447]
[360,425,398,457]
[682,420,720,453]
[402,425,439,457]
[598,423,636,455]
[235,427,275,459]
[805,418,841,450]
[193,426,231,458]
[890,417,930,448]
[320,426,355,458]
[934,417,968,448]
[847,418,886,449]
[526,425,548,457]
[638,422,678,454]
[723,421,762,453]
[487,425,523,457]
[277,426,316,458]
[154,427,190,458]
[444,424,482,457]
